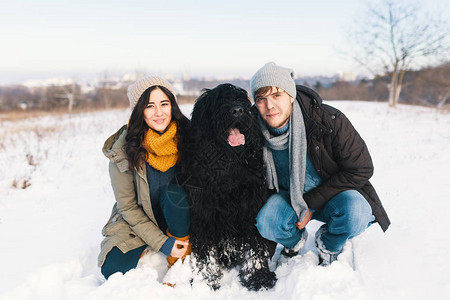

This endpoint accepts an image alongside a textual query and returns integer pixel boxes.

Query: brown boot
[166,230,192,268]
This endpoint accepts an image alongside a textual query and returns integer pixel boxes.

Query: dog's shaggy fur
[179,83,277,291]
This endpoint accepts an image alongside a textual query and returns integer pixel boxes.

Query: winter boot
[315,226,341,266]
[281,230,308,258]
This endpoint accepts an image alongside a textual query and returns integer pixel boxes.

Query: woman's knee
[161,184,190,237]
[101,261,118,280]
[101,253,125,279]
[161,184,190,212]
[101,246,145,279]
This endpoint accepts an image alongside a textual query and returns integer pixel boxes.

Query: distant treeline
[314,62,449,108]
[1,62,448,112]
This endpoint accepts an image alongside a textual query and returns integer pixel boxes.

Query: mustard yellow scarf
[142,121,178,172]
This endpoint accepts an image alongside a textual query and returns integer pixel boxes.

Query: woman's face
[143,88,172,133]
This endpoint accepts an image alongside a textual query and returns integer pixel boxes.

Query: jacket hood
[102,125,129,172]
[296,85,323,106]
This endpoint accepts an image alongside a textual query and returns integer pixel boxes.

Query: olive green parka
[98,125,169,267]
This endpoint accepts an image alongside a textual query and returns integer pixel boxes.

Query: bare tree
[345,0,449,107]
[419,62,450,107]
[98,71,112,109]
[60,82,76,112]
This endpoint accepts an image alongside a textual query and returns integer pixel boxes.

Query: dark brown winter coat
[296,85,390,231]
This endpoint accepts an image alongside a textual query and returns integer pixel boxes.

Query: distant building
[338,71,356,81]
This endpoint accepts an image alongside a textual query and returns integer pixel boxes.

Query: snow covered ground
[0,102,449,300]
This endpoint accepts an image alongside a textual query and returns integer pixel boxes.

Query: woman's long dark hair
[125,85,190,171]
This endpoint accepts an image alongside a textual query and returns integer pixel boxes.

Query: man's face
[255,87,293,129]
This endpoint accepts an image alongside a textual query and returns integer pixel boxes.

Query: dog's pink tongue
[228,128,245,147]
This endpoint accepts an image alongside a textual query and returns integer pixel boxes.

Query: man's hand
[170,239,190,258]
[295,209,313,230]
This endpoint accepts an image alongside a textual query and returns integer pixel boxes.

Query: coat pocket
[101,213,126,236]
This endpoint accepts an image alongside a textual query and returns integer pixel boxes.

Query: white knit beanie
[250,62,296,100]
[127,76,177,111]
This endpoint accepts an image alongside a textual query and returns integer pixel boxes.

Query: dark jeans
[101,184,190,279]
[101,245,147,279]
[160,183,190,237]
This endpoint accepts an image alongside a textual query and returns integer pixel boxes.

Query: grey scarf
[259,100,309,222]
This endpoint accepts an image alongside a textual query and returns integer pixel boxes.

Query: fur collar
[102,125,130,172]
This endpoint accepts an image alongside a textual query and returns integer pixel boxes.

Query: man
[250,62,390,265]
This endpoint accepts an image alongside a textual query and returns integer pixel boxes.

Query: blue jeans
[255,190,374,253]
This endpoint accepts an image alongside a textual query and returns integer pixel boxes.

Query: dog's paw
[209,282,221,291]
[239,267,277,291]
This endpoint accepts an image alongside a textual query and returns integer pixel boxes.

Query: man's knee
[331,190,373,233]
[255,193,298,240]
[255,197,279,238]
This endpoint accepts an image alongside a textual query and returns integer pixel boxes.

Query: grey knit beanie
[127,75,177,111]
[250,62,296,100]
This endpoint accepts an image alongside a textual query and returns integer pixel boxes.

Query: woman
[98,76,191,279]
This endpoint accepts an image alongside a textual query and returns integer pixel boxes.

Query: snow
[0,102,449,300]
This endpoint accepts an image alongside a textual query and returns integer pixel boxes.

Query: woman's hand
[170,239,190,258]
[295,209,313,230]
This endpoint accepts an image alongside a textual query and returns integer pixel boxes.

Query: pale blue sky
[1,0,448,84]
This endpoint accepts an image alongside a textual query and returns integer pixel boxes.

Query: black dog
[179,83,277,291]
